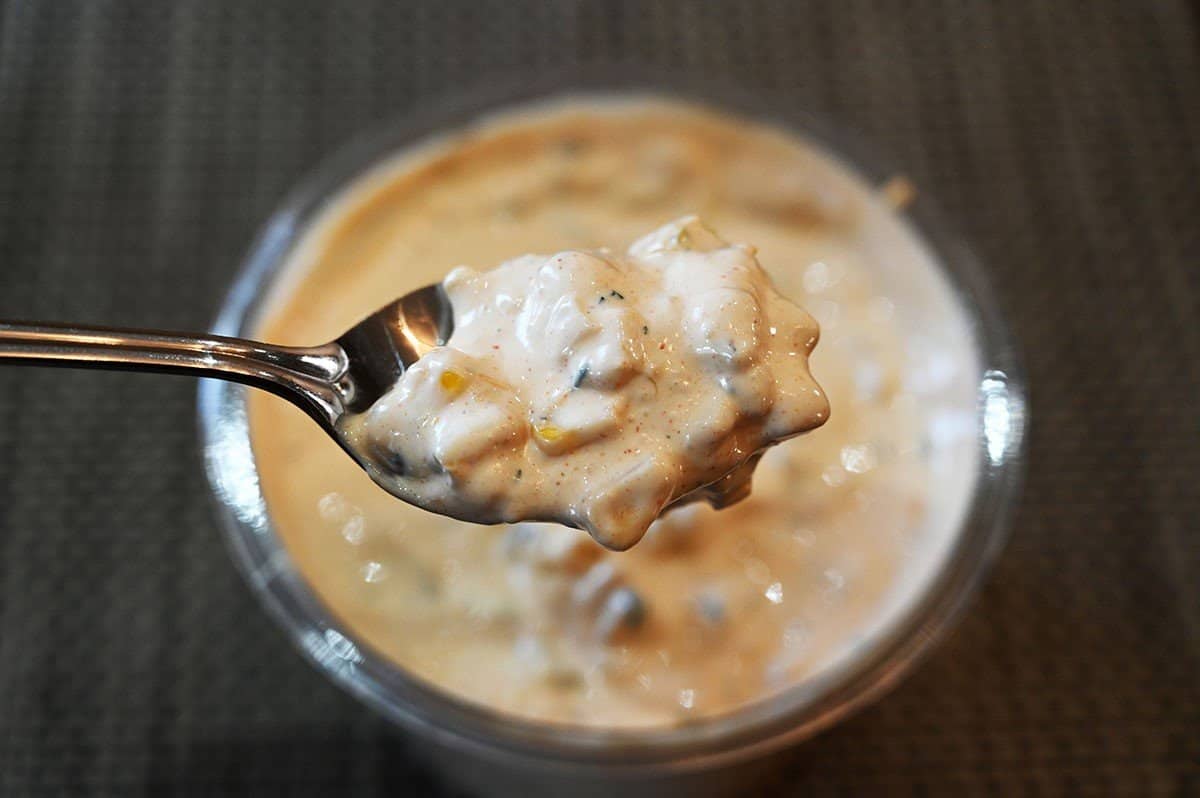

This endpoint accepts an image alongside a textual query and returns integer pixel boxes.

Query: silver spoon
[0,284,453,476]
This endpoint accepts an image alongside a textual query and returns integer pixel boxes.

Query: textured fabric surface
[0,1,1198,795]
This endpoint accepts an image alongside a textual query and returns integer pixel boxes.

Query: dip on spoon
[345,216,829,550]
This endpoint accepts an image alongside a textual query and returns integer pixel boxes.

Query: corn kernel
[439,369,467,396]
[534,424,564,442]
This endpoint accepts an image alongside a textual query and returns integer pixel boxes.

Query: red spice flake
[492,344,500,350]
[658,342,666,350]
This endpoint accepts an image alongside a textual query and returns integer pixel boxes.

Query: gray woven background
[1,1,1198,795]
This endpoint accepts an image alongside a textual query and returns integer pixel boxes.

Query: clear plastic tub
[199,71,1025,796]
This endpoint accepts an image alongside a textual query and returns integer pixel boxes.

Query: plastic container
[199,71,1026,796]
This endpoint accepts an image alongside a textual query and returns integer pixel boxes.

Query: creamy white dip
[351,216,828,550]
[249,99,979,727]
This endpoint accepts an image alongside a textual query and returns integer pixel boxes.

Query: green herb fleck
[547,668,583,690]
[557,138,584,157]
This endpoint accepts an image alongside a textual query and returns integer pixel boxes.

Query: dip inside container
[244,98,982,729]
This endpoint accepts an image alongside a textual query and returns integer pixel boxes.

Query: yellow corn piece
[439,369,467,396]
[534,424,564,443]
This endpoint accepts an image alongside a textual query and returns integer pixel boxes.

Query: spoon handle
[0,321,347,423]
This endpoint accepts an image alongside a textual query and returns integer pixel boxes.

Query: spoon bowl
[333,284,455,416]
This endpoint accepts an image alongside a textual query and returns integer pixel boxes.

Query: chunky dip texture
[350,216,828,550]
[248,99,979,727]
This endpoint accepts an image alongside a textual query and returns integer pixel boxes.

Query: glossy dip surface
[348,215,828,551]
[248,98,981,728]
